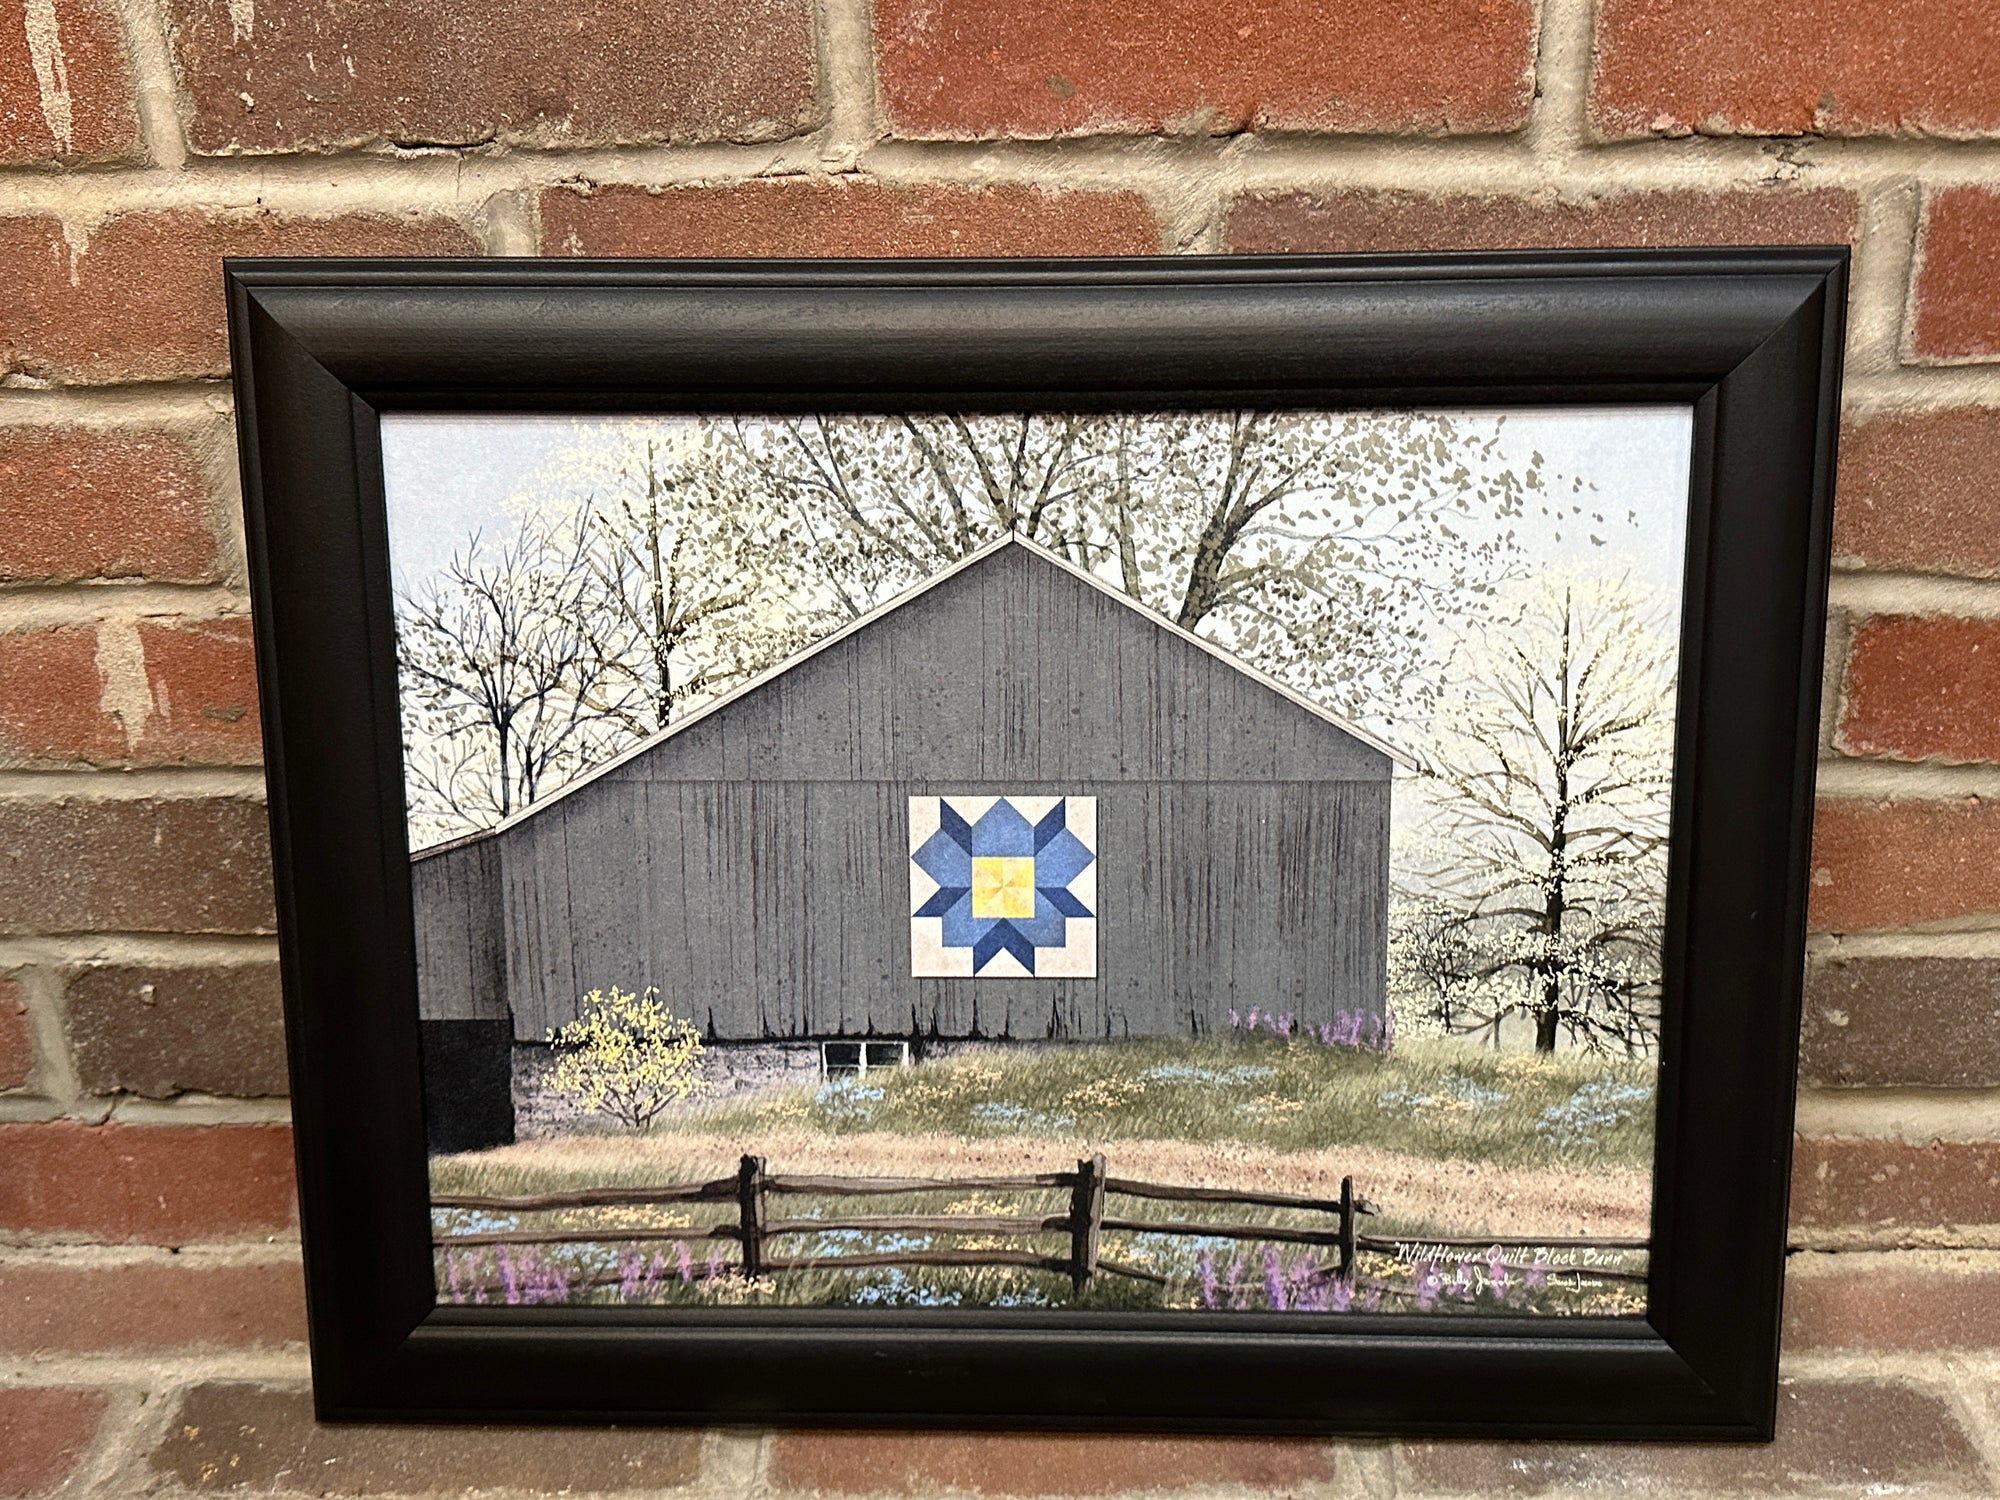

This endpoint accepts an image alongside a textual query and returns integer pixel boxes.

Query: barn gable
[499,534,1404,800]
[414,536,1402,1046]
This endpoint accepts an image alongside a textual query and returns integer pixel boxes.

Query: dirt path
[458,1129,1651,1239]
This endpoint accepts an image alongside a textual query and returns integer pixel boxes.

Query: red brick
[135,617,262,762]
[1912,188,2000,363]
[1808,797,2000,932]
[875,0,1536,139]
[0,211,477,386]
[1838,615,2000,764]
[1792,1137,2000,1237]
[769,1432,1337,1495]
[65,963,287,1098]
[1228,186,1858,253]
[0,796,274,935]
[1399,1377,1983,1492]
[0,979,29,1091]
[0,628,99,763]
[167,0,817,155]
[0,0,138,165]
[0,1122,294,1242]
[1786,1255,2000,1351]
[543,181,1161,259]
[0,1259,304,1352]
[0,427,223,584]
[151,1383,704,1493]
[1591,0,2000,140]
[0,1387,106,1498]
[1835,406,2000,576]
[1803,955,2000,1088]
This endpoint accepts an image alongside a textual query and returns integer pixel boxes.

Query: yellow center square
[970,856,1036,919]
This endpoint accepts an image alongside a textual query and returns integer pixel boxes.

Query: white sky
[380,407,1694,602]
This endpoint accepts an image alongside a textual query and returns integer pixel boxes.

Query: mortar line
[1828,571,2000,618]
[1813,759,2000,798]
[480,187,538,257]
[1841,369,2000,409]
[0,582,248,627]
[817,0,881,168]
[1521,0,1593,165]
[0,1352,309,1386]
[0,933,280,966]
[70,1386,158,1500]
[1808,929,2000,959]
[0,1238,301,1267]
[0,1093,107,1125]
[0,766,266,800]
[109,1095,292,1125]
[1784,1245,2000,1270]
[0,386,232,425]
[1845,179,1922,378]
[13,129,2000,216]
[1818,604,1851,755]
[1900,185,1938,366]
[107,0,187,171]
[1796,1086,2000,1141]
[11,966,84,1108]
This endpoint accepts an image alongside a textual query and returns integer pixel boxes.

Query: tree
[545,985,706,1130]
[396,509,638,845]
[567,427,807,738]
[730,410,1554,728]
[396,411,1581,843]
[1404,575,1676,1054]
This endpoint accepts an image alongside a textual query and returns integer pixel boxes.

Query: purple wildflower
[1197,1249,1219,1311]
[1330,1277,1354,1313]
[497,1245,522,1305]
[1413,1260,1441,1312]
[1450,1260,1475,1298]
[676,1241,694,1283]
[1263,1247,1287,1310]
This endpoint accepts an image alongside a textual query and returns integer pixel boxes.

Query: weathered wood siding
[414,543,1394,1042]
[411,834,506,1021]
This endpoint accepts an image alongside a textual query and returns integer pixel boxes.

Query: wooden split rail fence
[434,1153,1382,1291]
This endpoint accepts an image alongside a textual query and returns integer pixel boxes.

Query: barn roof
[412,532,1413,860]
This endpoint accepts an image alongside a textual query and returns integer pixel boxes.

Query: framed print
[226,250,1846,1436]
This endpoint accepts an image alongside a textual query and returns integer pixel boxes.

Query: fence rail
[433,1152,1383,1291]
[432,1157,1652,1296]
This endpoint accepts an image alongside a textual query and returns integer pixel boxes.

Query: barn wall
[593,543,1395,785]
[439,545,1396,1042]
[501,777,1389,1042]
[410,836,507,1022]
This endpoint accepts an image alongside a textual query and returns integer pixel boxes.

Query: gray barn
[413,536,1404,1148]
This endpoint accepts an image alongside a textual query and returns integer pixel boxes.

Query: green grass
[658,1033,1656,1171]
[427,1034,1654,1316]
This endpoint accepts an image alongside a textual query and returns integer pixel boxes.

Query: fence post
[738,1154,766,1279]
[1069,1152,1107,1296]
[1338,1175,1356,1283]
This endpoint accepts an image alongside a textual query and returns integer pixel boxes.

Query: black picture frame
[225,249,1845,1438]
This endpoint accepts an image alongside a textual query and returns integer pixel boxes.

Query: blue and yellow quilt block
[908,795,1097,977]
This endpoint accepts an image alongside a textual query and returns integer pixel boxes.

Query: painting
[386,404,1690,1319]
[229,253,1844,1432]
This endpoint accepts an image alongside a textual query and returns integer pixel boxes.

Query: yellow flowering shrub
[545,985,705,1130]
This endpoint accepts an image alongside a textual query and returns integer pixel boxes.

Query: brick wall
[3,0,1998,1493]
